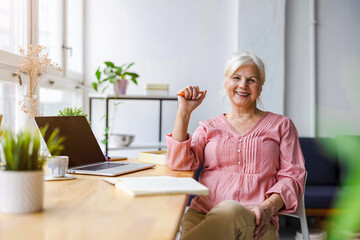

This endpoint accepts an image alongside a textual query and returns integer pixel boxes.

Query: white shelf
[108,142,167,150]
[89,96,177,156]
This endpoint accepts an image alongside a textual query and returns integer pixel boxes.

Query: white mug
[47,156,69,177]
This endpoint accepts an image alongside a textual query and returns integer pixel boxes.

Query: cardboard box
[144,83,169,96]
[138,150,167,165]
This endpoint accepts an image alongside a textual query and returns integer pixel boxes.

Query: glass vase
[18,94,40,133]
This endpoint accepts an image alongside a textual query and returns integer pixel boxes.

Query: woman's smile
[234,91,250,97]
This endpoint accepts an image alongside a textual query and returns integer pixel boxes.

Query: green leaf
[115,67,123,75]
[104,61,115,68]
[57,107,90,124]
[41,125,66,157]
[131,78,138,85]
[101,86,109,93]
[125,62,135,70]
[109,76,116,84]
[1,128,44,170]
[100,76,112,84]
[103,68,116,77]
[95,67,101,81]
[91,82,98,91]
[125,72,139,78]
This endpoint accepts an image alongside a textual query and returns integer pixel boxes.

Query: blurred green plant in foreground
[327,136,360,239]
[324,59,360,239]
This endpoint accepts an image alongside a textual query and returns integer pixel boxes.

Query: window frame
[0,0,84,92]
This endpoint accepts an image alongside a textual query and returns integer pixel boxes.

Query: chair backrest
[187,164,204,205]
[280,171,310,240]
[281,171,308,218]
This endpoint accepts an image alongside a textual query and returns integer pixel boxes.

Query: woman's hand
[177,86,207,115]
[248,201,277,239]
[171,86,207,142]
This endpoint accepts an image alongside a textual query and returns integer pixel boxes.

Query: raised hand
[171,86,207,142]
[177,86,207,115]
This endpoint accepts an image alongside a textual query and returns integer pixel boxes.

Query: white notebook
[104,176,209,197]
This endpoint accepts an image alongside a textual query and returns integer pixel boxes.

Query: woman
[165,51,306,240]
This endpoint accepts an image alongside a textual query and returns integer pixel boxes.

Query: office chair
[280,171,310,240]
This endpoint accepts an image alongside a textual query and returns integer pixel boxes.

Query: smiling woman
[166,51,306,240]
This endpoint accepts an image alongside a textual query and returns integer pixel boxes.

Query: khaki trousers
[180,200,279,240]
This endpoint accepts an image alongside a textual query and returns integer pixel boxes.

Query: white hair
[224,51,266,84]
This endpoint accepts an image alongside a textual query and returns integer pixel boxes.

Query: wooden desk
[0,159,194,240]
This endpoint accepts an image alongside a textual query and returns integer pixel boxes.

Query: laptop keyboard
[74,162,128,171]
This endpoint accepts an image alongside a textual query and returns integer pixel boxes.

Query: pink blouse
[165,112,306,229]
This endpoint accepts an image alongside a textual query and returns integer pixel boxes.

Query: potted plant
[58,106,90,125]
[0,127,64,214]
[91,61,139,96]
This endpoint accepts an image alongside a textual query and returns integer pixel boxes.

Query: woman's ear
[224,79,228,94]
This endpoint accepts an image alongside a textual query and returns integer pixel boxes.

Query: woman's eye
[248,78,256,83]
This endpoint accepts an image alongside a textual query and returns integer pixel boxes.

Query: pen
[177,91,204,96]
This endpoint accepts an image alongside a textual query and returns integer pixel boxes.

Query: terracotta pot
[0,170,44,214]
[114,79,128,96]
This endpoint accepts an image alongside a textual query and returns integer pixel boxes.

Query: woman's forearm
[261,193,284,215]
[171,110,191,142]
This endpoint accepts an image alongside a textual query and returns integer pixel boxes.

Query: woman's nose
[238,79,247,88]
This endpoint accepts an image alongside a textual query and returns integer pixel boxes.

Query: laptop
[35,116,155,176]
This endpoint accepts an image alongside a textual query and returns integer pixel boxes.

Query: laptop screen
[35,116,107,168]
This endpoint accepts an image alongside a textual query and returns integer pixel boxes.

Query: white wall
[284,0,312,136]
[316,0,360,137]
[285,0,360,137]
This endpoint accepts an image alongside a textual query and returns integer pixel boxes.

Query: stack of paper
[104,176,209,197]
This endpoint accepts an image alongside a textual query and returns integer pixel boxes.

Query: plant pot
[114,79,128,96]
[0,170,43,214]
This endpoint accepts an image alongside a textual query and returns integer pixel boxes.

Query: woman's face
[224,64,263,110]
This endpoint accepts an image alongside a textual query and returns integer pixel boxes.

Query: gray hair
[224,51,266,85]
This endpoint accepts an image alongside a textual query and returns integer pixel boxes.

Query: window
[0,81,16,129]
[38,0,63,70]
[0,0,84,130]
[39,87,77,116]
[0,0,28,53]
[38,0,84,78]
[65,0,83,76]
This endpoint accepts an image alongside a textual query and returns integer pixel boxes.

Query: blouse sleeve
[165,123,207,171]
[265,118,306,213]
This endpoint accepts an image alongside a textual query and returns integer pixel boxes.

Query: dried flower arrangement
[16,45,62,116]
